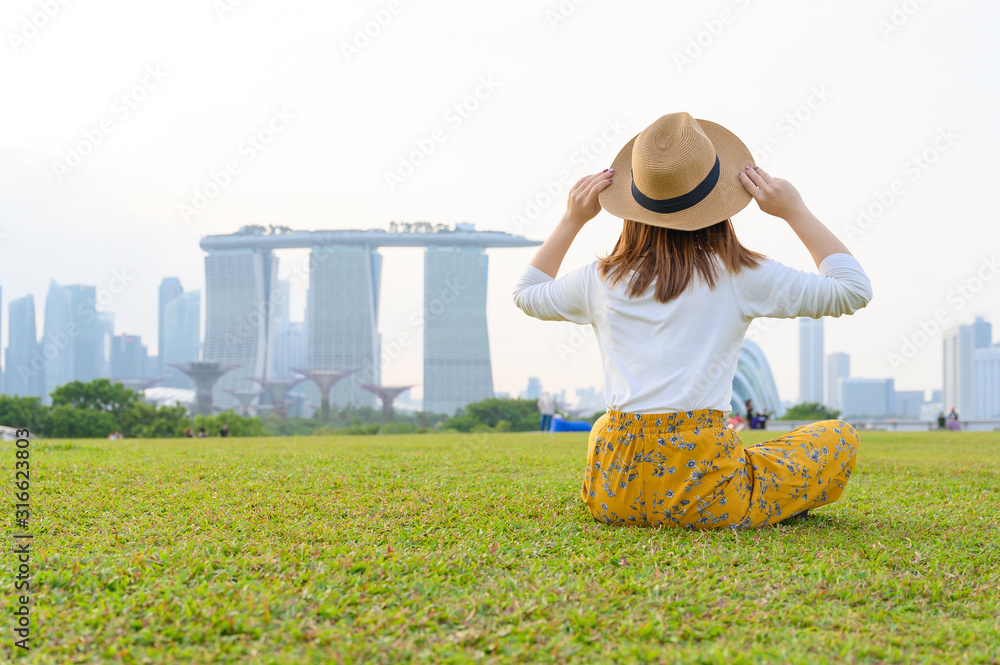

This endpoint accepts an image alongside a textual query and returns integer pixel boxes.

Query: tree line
[0,379,600,439]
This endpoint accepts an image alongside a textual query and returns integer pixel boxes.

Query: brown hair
[597,219,765,304]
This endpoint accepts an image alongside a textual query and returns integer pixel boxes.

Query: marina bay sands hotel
[199,223,541,416]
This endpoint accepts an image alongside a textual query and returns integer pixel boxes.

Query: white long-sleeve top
[512,253,873,415]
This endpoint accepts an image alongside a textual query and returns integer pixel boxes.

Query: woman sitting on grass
[513,112,873,529]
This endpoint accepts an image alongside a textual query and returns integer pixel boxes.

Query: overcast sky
[2,0,998,405]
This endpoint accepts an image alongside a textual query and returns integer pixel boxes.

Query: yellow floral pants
[581,409,859,529]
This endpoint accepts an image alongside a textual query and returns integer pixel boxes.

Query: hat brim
[598,118,755,231]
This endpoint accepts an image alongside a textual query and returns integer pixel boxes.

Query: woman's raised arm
[528,169,614,278]
[738,166,851,268]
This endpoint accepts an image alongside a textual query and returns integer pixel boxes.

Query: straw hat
[598,112,755,231]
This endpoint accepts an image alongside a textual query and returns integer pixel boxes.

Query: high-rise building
[158,278,183,376]
[521,377,541,400]
[826,352,850,412]
[423,245,493,416]
[42,282,73,400]
[799,318,824,404]
[574,386,604,414]
[161,290,201,388]
[199,224,539,416]
[95,311,114,378]
[972,316,992,351]
[308,245,380,409]
[893,390,925,418]
[4,295,44,398]
[273,279,291,331]
[273,321,307,380]
[943,324,976,418]
[270,278,306,411]
[974,345,1000,419]
[202,248,278,411]
[110,334,149,379]
[841,378,894,419]
[63,285,102,384]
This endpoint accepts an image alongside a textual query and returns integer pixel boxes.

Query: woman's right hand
[738,166,809,221]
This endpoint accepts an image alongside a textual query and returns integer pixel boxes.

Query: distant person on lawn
[513,113,873,529]
[947,407,961,431]
[538,392,555,432]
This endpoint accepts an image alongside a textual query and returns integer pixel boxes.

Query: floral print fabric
[582,409,859,529]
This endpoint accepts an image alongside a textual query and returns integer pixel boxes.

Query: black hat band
[630,155,720,214]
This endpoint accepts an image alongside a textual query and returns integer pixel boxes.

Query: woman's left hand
[564,169,615,226]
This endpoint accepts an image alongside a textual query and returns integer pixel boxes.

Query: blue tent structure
[549,416,593,432]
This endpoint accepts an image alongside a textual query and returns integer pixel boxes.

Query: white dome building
[731,339,784,418]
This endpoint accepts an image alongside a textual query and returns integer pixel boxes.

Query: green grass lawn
[5,429,1000,664]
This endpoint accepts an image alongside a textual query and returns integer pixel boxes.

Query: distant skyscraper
[110,334,149,379]
[273,321,307,380]
[274,279,291,331]
[423,246,493,416]
[5,295,43,398]
[893,390,925,418]
[308,245,380,409]
[972,315,992,350]
[522,377,542,400]
[202,248,278,411]
[63,285,102,383]
[943,324,976,418]
[974,345,1000,419]
[39,282,103,395]
[162,290,201,388]
[158,278,183,376]
[199,224,540,416]
[574,386,605,414]
[96,311,114,378]
[841,378,894,419]
[42,281,73,400]
[799,318,824,404]
[826,352,850,412]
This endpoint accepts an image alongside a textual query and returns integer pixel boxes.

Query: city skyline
[2,1,998,408]
[0,229,993,409]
